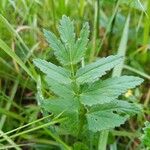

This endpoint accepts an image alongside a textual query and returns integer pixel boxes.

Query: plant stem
[76,57,86,138]
[98,130,109,150]
[70,62,75,77]
[78,101,87,137]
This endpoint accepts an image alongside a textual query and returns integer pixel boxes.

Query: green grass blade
[96,0,121,57]
[0,39,34,80]
[0,118,66,143]
[0,114,52,138]
[98,13,130,150]
[123,65,150,80]
[112,14,130,77]
[0,81,18,130]
[0,108,25,121]
[0,130,21,150]
[0,14,30,52]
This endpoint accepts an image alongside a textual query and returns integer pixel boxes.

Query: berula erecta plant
[33,15,143,148]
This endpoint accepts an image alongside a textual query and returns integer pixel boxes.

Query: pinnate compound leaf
[80,76,143,106]
[76,55,123,84]
[33,59,71,84]
[34,16,144,134]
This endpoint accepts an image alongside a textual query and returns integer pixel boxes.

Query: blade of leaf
[44,16,89,65]
[76,55,123,84]
[112,14,130,77]
[72,22,89,64]
[0,14,30,53]
[90,100,142,115]
[0,39,34,80]
[33,59,71,84]
[58,15,75,46]
[42,97,80,134]
[80,76,143,106]
[86,110,128,132]
[86,99,141,132]
[45,76,75,98]
[43,29,69,65]
[42,98,79,115]
[58,15,84,65]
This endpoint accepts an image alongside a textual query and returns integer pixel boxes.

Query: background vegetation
[0,0,150,149]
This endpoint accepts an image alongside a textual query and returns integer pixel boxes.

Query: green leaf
[45,76,75,99]
[42,98,78,114]
[90,100,142,115]
[76,55,123,84]
[141,121,150,148]
[86,110,128,132]
[80,76,143,106]
[43,29,70,65]
[42,97,80,134]
[33,16,144,137]
[86,100,141,132]
[44,15,89,65]
[58,15,75,46]
[33,59,71,84]
[0,39,34,80]
[72,22,89,64]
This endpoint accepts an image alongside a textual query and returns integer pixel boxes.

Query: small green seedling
[33,15,143,147]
